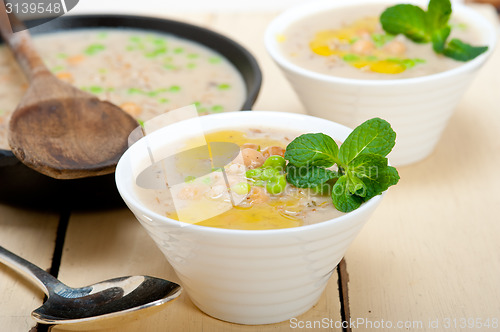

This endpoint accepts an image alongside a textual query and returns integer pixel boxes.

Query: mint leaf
[346,173,367,197]
[357,162,400,200]
[380,0,488,63]
[332,176,364,212]
[284,133,340,167]
[443,38,488,61]
[286,164,338,194]
[347,154,388,197]
[432,26,451,53]
[380,4,431,43]
[283,118,400,213]
[427,0,452,30]
[338,118,396,165]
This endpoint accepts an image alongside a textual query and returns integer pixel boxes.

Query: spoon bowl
[0,4,138,179]
[0,245,182,330]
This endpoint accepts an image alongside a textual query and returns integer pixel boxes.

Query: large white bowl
[265,0,497,166]
[115,111,384,324]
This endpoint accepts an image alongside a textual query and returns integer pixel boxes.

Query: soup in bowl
[115,111,393,324]
[265,0,497,166]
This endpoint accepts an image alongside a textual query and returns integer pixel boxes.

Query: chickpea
[241,143,259,150]
[262,146,285,159]
[247,186,269,204]
[120,102,142,117]
[177,185,204,200]
[350,39,375,55]
[241,148,265,169]
[384,40,406,56]
[56,72,74,83]
[66,55,85,65]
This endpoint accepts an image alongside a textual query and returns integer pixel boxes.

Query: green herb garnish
[84,44,106,56]
[371,33,395,48]
[284,118,400,212]
[380,0,487,61]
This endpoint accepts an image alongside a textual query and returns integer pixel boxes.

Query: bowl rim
[264,0,498,87]
[115,111,384,236]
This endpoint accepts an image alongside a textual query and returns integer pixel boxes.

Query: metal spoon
[0,246,181,330]
[0,4,138,180]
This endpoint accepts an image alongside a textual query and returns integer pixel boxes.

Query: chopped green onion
[51,65,65,72]
[187,53,199,59]
[349,37,360,45]
[231,182,251,195]
[127,88,143,94]
[342,54,361,62]
[173,47,184,54]
[145,47,167,58]
[184,175,196,183]
[84,44,106,56]
[186,63,197,69]
[158,98,169,104]
[246,168,262,179]
[211,105,224,113]
[266,174,287,195]
[208,57,222,64]
[168,85,181,92]
[217,83,231,90]
[153,38,167,46]
[371,33,395,48]
[89,86,104,94]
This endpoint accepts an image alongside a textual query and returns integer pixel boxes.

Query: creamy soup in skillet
[134,128,345,230]
[278,4,481,79]
[0,28,246,150]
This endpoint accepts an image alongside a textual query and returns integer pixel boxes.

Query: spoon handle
[0,245,63,296]
[0,1,51,80]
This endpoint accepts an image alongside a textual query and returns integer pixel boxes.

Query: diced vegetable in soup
[134,128,345,230]
[0,28,246,150]
[278,4,482,79]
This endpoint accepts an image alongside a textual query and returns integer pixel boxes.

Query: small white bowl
[115,111,384,324]
[264,0,497,166]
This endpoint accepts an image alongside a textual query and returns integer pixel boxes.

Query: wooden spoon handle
[0,0,50,80]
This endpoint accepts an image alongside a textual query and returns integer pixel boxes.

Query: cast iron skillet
[0,14,262,210]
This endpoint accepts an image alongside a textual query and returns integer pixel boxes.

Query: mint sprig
[380,0,488,62]
[284,118,400,213]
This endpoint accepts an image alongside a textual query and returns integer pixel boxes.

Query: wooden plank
[0,204,59,332]
[345,6,500,331]
[53,209,342,332]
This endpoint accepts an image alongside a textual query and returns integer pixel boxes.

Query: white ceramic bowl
[115,111,384,324]
[265,0,497,166]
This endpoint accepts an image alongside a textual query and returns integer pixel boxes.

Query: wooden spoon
[0,4,138,179]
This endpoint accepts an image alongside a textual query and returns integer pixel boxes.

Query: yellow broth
[278,4,480,79]
[134,128,344,230]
